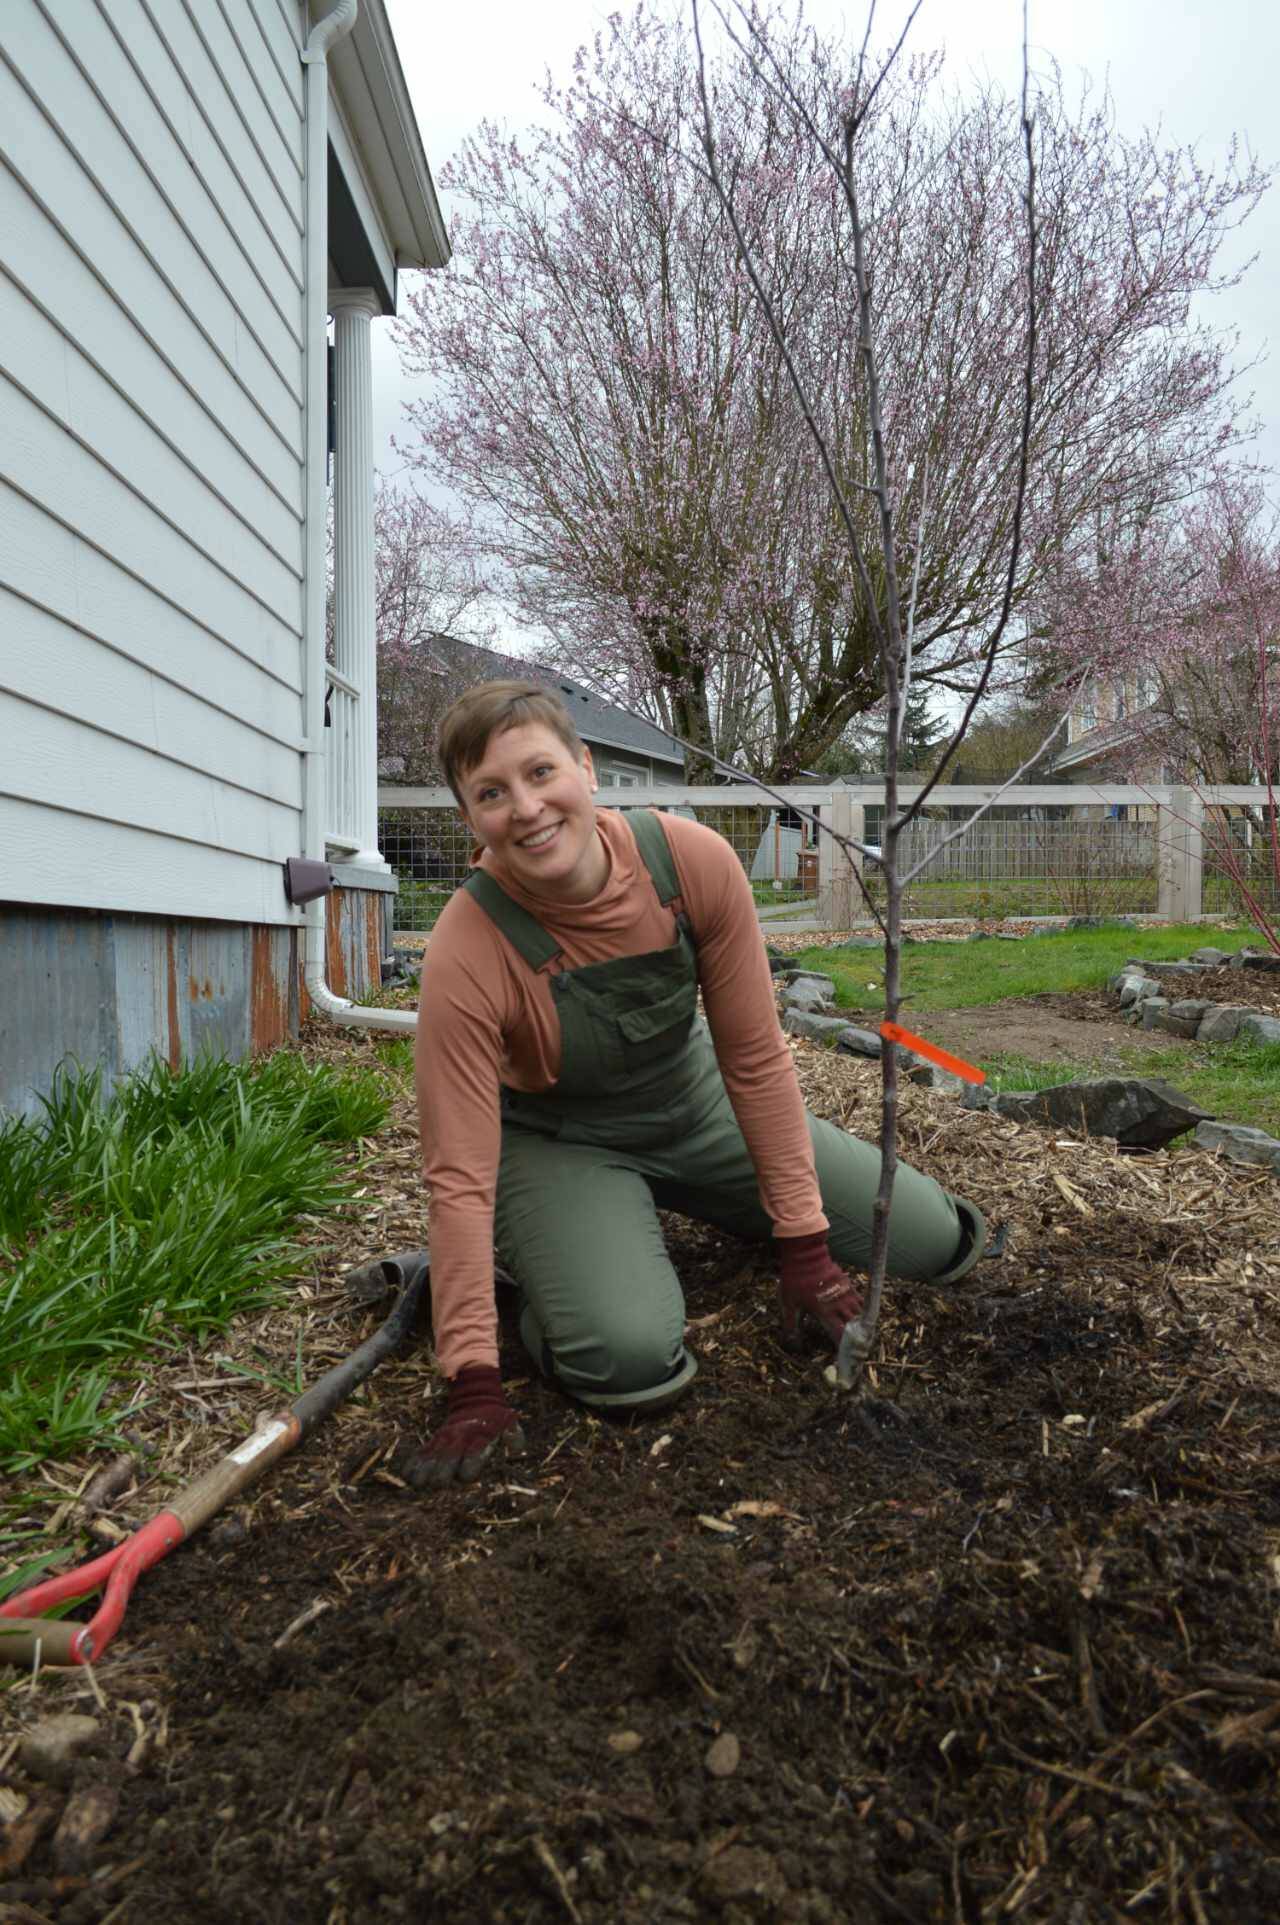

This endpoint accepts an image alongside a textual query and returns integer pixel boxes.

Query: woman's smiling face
[459,722,608,902]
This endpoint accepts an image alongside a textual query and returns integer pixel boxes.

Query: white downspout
[300,0,417,1035]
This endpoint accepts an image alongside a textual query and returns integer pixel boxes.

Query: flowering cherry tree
[372,482,493,784]
[393,2,1265,779]
[1042,472,1280,947]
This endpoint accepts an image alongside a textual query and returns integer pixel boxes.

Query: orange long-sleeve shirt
[415,807,828,1374]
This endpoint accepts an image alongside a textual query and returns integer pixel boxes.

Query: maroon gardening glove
[407,1365,526,1489]
[776,1232,865,1349]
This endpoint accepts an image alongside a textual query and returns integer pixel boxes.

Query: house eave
[321,0,450,283]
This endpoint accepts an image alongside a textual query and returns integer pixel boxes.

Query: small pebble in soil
[18,1715,101,1787]
[606,1730,645,1754]
[705,1731,741,1777]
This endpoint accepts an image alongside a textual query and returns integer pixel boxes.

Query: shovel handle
[0,1618,86,1667]
[0,1259,432,1666]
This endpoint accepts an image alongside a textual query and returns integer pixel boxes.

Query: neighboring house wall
[0,0,308,927]
[594,751,681,786]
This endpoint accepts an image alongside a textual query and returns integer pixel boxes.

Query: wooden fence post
[1156,787,1204,922]
[820,790,860,930]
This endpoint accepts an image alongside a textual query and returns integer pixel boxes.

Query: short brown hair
[438,680,586,802]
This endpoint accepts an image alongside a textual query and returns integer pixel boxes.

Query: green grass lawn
[789,920,1280,1136]
[983,1036,1280,1139]
[789,921,1256,1014]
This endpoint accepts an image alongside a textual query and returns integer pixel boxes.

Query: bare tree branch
[894,2,1039,829]
[690,0,887,657]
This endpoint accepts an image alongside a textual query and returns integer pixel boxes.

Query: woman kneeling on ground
[410,680,987,1485]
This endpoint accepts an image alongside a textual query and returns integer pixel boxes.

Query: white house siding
[0,0,309,929]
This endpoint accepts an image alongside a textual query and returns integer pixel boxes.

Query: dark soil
[1146,964,1280,1017]
[5,1214,1280,1924]
[839,963,1280,1074]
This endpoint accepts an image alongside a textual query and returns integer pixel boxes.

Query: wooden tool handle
[0,1618,84,1666]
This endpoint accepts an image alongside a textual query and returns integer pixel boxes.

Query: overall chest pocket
[612,978,697,1067]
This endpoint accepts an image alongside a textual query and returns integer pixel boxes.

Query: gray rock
[1196,1004,1252,1043]
[782,1010,881,1056]
[961,1083,994,1110]
[837,1026,884,1058]
[990,1077,1212,1149]
[1240,952,1280,973]
[18,1714,101,1787]
[1139,997,1170,1028]
[780,981,834,1015]
[1130,959,1200,978]
[1239,1013,1280,1047]
[1154,998,1211,1039]
[780,969,837,993]
[782,1010,850,1045]
[905,1062,968,1092]
[1118,974,1161,1008]
[1190,947,1232,965]
[1194,1120,1280,1170]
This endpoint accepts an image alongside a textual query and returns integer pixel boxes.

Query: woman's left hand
[775,1232,864,1348]
[406,1365,526,1487]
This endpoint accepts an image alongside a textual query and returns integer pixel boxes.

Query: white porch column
[328,287,389,872]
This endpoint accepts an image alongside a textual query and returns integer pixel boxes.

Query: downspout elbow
[303,0,359,63]
[303,918,418,1034]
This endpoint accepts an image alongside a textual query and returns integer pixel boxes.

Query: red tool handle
[0,1513,182,1666]
[0,1419,301,1667]
[1,1252,431,1667]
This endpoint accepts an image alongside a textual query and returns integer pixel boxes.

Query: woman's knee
[521,1297,684,1398]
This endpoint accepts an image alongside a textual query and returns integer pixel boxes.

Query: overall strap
[461,869,562,972]
[625,808,683,909]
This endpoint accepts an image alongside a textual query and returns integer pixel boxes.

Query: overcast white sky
[373,0,1279,634]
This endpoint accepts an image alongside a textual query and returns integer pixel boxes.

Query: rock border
[773,936,1280,1174]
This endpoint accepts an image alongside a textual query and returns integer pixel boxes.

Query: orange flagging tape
[878,1020,986,1085]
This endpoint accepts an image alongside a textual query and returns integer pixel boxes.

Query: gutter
[299,0,417,1036]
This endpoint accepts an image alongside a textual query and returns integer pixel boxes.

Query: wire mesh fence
[378,787,1278,934]
[379,801,787,933]
[1201,810,1280,919]
[885,816,1160,921]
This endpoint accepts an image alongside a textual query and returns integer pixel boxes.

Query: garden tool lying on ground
[0,1251,432,1669]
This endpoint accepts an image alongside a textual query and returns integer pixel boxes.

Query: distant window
[599,765,645,788]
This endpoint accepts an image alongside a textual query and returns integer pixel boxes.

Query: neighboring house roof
[1051,712,1145,774]
[422,635,686,771]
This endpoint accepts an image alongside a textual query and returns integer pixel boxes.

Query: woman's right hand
[406,1365,526,1487]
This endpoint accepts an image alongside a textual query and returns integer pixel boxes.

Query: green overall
[464,810,984,1411]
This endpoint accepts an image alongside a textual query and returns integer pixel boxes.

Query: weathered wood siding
[0,0,309,927]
